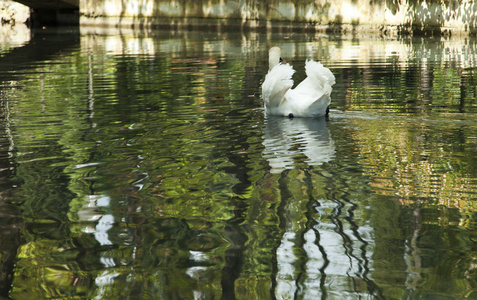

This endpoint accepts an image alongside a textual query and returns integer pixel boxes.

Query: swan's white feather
[261,63,295,113]
[262,48,335,118]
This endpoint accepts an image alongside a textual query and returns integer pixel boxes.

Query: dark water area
[1,25,477,299]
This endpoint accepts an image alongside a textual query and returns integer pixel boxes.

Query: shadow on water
[0,122,21,297]
[0,27,80,82]
[0,27,79,298]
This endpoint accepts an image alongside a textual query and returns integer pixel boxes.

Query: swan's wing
[262,63,295,108]
[305,59,335,87]
[292,60,334,106]
[282,60,334,116]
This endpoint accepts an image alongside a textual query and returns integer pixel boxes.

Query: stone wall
[0,0,29,24]
[79,0,477,35]
[2,0,477,34]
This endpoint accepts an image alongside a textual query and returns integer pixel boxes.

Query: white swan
[262,46,335,118]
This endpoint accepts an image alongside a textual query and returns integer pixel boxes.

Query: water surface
[1,26,477,299]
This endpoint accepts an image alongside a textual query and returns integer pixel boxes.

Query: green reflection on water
[1,28,477,299]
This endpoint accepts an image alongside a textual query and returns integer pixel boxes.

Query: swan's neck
[268,47,281,71]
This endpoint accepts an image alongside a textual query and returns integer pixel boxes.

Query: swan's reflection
[262,116,335,173]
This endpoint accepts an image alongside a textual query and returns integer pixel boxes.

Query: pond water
[1,25,477,299]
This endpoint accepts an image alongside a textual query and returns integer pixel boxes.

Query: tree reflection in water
[1,27,477,299]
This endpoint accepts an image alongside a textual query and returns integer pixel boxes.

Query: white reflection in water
[189,250,209,263]
[275,231,298,298]
[77,195,115,246]
[95,214,114,246]
[274,197,376,298]
[78,195,117,271]
[186,266,208,278]
[94,270,120,300]
[262,116,335,173]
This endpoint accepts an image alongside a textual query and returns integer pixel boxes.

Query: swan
[262,46,335,118]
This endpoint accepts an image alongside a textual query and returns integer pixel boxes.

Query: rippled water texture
[1,26,477,299]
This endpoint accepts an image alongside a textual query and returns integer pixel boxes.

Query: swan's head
[268,47,282,71]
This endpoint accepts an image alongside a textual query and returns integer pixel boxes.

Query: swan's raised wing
[306,59,335,87]
[262,63,295,109]
[294,60,334,92]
